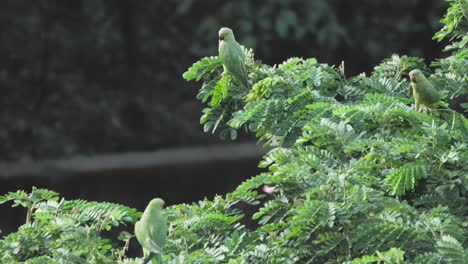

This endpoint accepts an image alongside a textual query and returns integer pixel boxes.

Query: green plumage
[218,27,249,89]
[135,198,167,264]
[409,69,441,112]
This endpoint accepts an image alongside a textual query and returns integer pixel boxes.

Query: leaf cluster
[0,188,140,264]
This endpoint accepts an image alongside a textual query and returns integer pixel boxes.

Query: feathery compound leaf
[240,45,255,66]
[436,235,466,264]
[210,74,230,106]
[373,54,429,80]
[413,252,446,264]
[345,247,405,264]
[246,76,284,103]
[366,76,409,96]
[385,163,427,196]
[183,56,222,81]
[313,232,345,256]
[351,219,421,255]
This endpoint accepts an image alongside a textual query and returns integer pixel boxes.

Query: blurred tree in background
[0,0,447,161]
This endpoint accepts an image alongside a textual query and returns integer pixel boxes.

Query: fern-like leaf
[436,235,466,264]
[384,163,427,196]
[183,56,222,81]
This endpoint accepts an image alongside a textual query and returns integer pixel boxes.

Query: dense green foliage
[175,8,467,261]
[1,1,467,263]
[0,188,140,263]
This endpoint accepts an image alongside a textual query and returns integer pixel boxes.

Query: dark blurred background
[1,0,447,234]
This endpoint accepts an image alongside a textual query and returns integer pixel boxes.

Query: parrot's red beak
[410,75,416,82]
[218,35,224,41]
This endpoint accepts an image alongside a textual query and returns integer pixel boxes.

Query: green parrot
[135,198,168,264]
[218,27,249,90]
[409,69,441,112]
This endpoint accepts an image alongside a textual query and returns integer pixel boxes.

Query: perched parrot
[409,69,441,112]
[218,27,249,90]
[135,198,168,264]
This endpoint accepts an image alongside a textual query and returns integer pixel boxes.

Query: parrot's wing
[237,55,249,89]
[239,57,247,80]
[146,237,164,254]
[218,41,230,74]
[146,213,168,252]
[134,221,143,243]
[421,83,441,104]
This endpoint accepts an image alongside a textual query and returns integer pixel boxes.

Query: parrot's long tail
[241,79,250,91]
[143,252,163,264]
[143,253,156,264]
